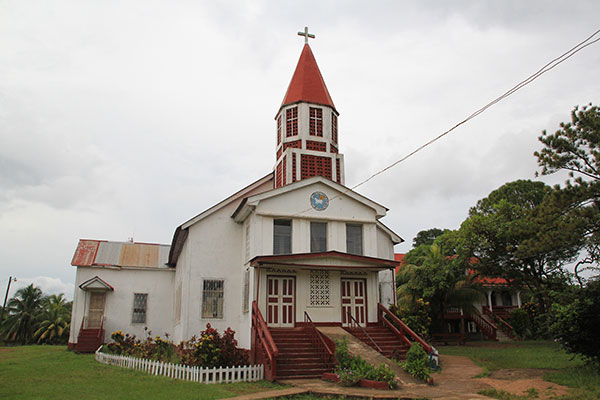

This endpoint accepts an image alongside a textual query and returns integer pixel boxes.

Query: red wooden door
[341,279,366,327]
[267,276,295,327]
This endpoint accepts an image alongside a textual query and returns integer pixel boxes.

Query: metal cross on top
[298,26,315,44]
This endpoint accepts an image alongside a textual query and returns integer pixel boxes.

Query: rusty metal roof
[71,239,170,268]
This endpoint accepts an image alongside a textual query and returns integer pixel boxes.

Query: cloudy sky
[1,1,599,300]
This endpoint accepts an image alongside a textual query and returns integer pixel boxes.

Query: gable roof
[280,44,336,112]
[232,175,389,222]
[79,275,114,291]
[71,239,170,268]
[167,173,274,266]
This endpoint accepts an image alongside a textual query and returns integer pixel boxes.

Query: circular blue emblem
[310,191,329,211]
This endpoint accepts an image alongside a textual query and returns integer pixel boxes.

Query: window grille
[310,270,330,306]
[310,222,327,253]
[282,155,286,186]
[336,158,341,183]
[283,140,302,151]
[306,140,326,152]
[332,113,338,143]
[346,224,363,255]
[276,161,282,188]
[277,115,282,145]
[276,147,282,160]
[132,293,148,323]
[202,280,224,319]
[309,107,323,136]
[286,107,298,137]
[273,219,292,254]
[292,153,297,183]
[330,144,338,154]
[301,154,332,180]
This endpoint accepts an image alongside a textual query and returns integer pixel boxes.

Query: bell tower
[273,28,345,188]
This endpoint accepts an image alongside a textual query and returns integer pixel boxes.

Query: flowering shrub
[176,324,248,367]
[103,324,247,367]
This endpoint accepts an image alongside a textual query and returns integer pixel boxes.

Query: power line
[350,28,600,191]
[292,27,600,217]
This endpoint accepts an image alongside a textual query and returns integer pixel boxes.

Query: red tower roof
[281,44,336,111]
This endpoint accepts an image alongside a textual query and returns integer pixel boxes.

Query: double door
[341,278,367,327]
[267,276,295,328]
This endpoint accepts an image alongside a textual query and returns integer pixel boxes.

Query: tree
[534,103,600,281]
[397,239,485,333]
[459,180,587,314]
[551,279,600,369]
[34,294,71,344]
[412,228,448,248]
[1,284,44,344]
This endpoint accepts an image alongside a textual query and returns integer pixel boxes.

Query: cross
[298,26,315,44]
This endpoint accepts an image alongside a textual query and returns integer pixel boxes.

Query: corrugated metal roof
[71,239,170,268]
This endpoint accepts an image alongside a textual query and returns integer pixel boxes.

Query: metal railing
[345,310,382,353]
[470,312,497,341]
[303,312,334,368]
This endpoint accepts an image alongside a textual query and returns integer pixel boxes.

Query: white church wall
[69,267,85,344]
[71,266,175,343]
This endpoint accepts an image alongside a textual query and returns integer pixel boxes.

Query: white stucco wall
[70,266,175,345]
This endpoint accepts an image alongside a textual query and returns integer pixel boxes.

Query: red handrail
[252,300,279,361]
[378,303,432,354]
[304,312,334,368]
[482,307,517,340]
[98,316,104,343]
[470,312,497,341]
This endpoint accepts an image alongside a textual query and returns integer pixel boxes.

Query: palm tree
[1,284,44,344]
[397,243,485,333]
[34,294,72,344]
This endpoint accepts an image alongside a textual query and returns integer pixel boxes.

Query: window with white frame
[132,293,148,323]
[310,270,330,306]
[310,221,327,253]
[346,224,363,255]
[202,280,224,319]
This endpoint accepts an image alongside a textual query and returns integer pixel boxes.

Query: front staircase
[270,327,334,379]
[74,328,103,353]
[345,325,410,360]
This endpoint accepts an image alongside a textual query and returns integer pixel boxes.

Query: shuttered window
[346,224,363,255]
[273,219,292,254]
[132,293,148,323]
[202,280,224,319]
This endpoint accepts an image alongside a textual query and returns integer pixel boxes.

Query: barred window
[309,107,323,136]
[310,221,327,253]
[277,115,282,145]
[202,280,224,319]
[274,219,292,255]
[310,270,330,306]
[132,293,148,323]
[346,224,363,255]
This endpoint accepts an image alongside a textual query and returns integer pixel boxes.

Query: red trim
[250,250,398,268]
[266,275,296,327]
[341,278,367,325]
[79,275,115,291]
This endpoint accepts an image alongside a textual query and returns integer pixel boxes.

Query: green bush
[334,338,398,389]
[401,343,431,381]
[551,280,600,369]
[509,308,530,338]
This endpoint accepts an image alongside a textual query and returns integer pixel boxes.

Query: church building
[69,31,424,380]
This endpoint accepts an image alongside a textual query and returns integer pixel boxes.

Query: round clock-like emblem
[310,191,329,211]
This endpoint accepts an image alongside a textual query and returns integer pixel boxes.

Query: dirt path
[476,369,570,399]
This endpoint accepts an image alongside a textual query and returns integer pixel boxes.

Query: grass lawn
[0,346,284,400]
[440,341,600,400]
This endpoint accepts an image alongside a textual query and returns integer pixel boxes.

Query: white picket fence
[95,347,264,384]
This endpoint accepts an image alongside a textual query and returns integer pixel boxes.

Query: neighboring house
[69,39,428,379]
[395,253,523,341]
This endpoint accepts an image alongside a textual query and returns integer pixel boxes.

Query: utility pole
[0,276,16,323]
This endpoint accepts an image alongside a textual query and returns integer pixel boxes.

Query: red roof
[281,44,336,111]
